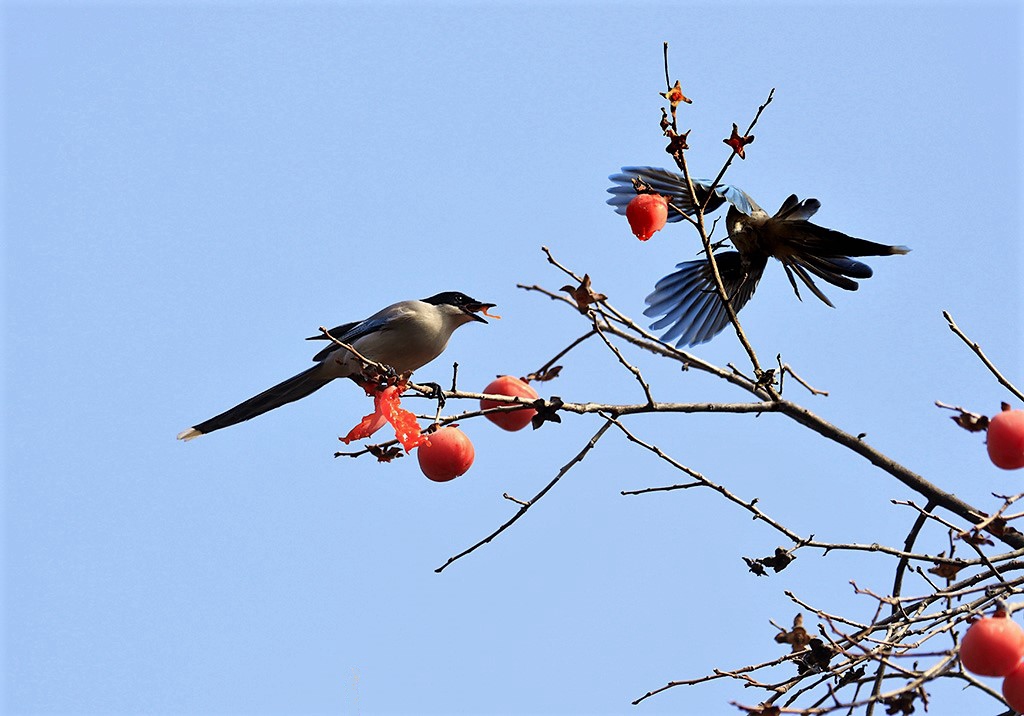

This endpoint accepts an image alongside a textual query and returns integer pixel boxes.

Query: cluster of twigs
[338,235,1022,712]
[335,43,1024,714]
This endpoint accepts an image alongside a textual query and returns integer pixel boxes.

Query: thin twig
[676,139,772,387]
[698,87,775,214]
[652,65,776,387]
[866,501,934,714]
[779,354,830,397]
[943,310,1024,401]
[591,317,655,405]
[621,481,703,495]
[434,419,614,573]
[530,329,596,380]
[319,326,392,375]
[609,416,804,543]
[522,275,1024,549]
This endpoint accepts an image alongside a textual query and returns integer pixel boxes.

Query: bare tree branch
[944,310,1024,402]
[434,419,614,573]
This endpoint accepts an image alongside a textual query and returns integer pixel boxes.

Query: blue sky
[4,2,1022,715]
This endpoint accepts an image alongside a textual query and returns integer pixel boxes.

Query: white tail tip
[177,428,203,441]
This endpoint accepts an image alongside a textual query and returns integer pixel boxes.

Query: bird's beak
[463,301,498,323]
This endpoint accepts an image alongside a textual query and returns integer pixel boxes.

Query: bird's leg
[356,363,401,395]
[420,382,446,411]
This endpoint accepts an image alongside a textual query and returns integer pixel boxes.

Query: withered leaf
[881,692,917,715]
[958,530,995,546]
[665,129,691,155]
[950,409,988,432]
[368,444,405,463]
[531,396,563,430]
[744,557,768,577]
[660,80,692,108]
[524,366,562,383]
[984,517,1022,540]
[927,560,966,581]
[764,547,794,572]
[742,706,781,716]
[724,123,755,159]
[745,547,794,576]
[659,107,671,132]
[836,665,866,688]
[755,368,777,389]
[775,613,811,652]
[630,177,656,194]
[561,274,607,314]
[796,638,833,674]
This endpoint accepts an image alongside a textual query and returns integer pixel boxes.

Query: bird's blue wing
[714,184,757,215]
[336,316,390,343]
[644,252,766,347]
[308,320,360,342]
[607,167,755,219]
[310,316,392,362]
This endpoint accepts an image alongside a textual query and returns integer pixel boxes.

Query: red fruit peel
[626,193,668,241]
[988,405,1024,470]
[417,426,475,482]
[480,376,539,432]
[960,610,1024,677]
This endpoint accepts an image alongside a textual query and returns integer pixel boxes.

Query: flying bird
[177,291,494,440]
[607,166,909,346]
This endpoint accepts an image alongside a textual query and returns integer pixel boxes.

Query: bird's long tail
[177,366,334,440]
[777,222,910,306]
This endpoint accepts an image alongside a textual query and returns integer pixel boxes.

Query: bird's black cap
[422,291,496,322]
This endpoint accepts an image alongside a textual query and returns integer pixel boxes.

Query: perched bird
[607,166,909,346]
[177,291,494,440]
